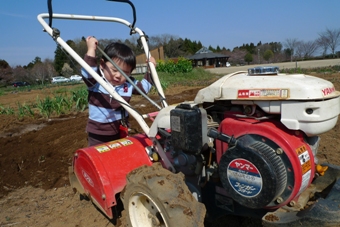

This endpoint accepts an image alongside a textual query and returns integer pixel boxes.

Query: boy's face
[100,58,132,86]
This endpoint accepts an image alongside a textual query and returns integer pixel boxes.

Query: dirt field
[1,71,340,226]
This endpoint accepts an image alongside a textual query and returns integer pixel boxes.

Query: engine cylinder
[216,116,316,209]
[219,134,288,208]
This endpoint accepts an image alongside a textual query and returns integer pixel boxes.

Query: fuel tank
[194,67,340,136]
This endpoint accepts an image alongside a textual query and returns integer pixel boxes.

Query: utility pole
[258,49,260,64]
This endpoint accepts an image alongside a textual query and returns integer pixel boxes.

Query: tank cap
[248,66,279,76]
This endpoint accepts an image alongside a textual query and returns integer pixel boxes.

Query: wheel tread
[120,163,206,227]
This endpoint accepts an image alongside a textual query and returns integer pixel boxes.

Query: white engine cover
[194,70,340,136]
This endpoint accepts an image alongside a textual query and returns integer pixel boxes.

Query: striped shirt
[81,54,153,136]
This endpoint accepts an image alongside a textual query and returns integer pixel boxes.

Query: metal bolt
[276,148,283,155]
[102,194,106,200]
[289,201,296,207]
[148,213,160,226]
[244,106,252,115]
[276,197,283,204]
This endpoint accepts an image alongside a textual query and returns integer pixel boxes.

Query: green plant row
[0,85,88,119]
[1,68,216,119]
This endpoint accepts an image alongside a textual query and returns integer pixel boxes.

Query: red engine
[215,116,316,209]
[168,103,318,211]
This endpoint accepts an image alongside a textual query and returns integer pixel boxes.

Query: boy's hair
[102,42,136,72]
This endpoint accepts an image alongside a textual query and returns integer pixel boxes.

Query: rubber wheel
[119,163,206,227]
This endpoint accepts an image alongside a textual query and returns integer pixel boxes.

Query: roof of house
[187,47,229,60]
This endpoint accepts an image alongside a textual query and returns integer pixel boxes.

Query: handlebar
[106,0,137,33]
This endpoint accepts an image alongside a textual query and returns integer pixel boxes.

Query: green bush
[156,57,192,74]
[176,57,193,73]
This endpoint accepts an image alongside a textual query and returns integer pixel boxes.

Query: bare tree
[61,63,74,77]
[149,34,179,48]
[31,63,46,84]
[12,66,30,83]
[44,59,57,82]
[316,35,329,58]
[319,28,340,58]
[229,49,247,65]
[295,40,318,59]
[284,38,299,62]
[30,59,56,85]
[0,60,12,85]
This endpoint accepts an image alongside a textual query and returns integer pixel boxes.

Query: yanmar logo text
[322,87,335,96]
[82,169,94,187]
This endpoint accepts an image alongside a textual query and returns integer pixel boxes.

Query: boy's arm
[84,36,98,69]
[143,56,157,84]
[132,57,156,94]
[81,36,99,85]
[86,36,98,58]
[83,36,98,69]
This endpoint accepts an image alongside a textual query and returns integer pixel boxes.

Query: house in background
[133,46,230,74]
[133,46,164,74]
[187,47,229,68]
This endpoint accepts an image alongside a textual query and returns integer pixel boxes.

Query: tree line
[0,28,339,87]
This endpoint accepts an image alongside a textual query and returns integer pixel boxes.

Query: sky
[1,0,339,67]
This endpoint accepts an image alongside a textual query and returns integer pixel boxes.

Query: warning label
[296,145,311,174]
[237,89,289,99]
[96,139,133,153]
[95,145,110,153]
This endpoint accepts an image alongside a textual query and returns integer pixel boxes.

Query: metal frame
[37,13,168,135]
[37,12,175,172]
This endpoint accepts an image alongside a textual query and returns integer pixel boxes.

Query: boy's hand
[147,56,157,67]
[86,36,98,57]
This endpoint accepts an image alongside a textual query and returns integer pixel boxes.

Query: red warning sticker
[237,89,289,99]
[296,145,311,175]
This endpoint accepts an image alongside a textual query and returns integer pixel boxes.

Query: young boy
[82,36,156,146]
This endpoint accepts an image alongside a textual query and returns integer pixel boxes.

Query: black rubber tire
[119,163,206,227]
